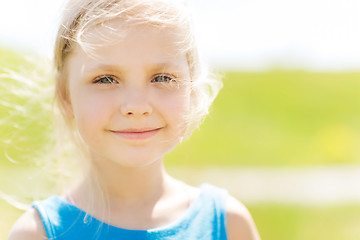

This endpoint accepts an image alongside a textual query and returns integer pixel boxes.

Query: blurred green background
[1,47,360,239]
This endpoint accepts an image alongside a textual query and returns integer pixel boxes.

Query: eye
[93,75,118,84]
[151,74,175,83]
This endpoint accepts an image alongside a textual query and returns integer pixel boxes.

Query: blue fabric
[32,183,228,240]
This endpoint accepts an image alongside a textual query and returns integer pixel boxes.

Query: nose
[120,88,152,117]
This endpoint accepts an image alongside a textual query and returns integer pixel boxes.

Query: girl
[9,0,260,239]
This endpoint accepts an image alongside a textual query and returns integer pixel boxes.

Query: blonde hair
[54,0,222,134]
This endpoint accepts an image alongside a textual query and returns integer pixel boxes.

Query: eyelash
[92,74,176,85]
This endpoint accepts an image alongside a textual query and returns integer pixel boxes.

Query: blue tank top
[32,183,228,240]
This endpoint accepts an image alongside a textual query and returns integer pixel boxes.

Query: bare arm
[8,208,47,240]
[226,195,261,240]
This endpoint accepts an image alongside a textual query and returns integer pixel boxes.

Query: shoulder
[225,195,261,240]
[8,208,47,240]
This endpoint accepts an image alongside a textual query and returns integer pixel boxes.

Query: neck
[68,155,195,230]
[81,156,173,207]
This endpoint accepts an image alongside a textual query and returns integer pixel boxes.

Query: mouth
[109,127,163,140]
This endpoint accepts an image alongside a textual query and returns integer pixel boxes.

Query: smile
[109,128,162,140]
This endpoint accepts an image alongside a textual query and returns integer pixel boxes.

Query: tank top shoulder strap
[198,183,228,239]
[32,196,62,239]
[32,196,97,239]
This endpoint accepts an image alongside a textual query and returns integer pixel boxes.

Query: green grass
[0,47,53,167]
[165,71,360,166]
[248,203,360,240]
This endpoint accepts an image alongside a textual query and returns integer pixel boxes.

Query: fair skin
[9,23,260,240]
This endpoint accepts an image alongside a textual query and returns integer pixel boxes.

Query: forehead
[68,20,189,73]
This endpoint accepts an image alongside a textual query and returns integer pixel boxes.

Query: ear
[56,72,74,118]
[61,97,74,118]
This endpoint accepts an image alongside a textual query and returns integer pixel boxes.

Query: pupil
[102,77,113,83]
[156,76,168,82]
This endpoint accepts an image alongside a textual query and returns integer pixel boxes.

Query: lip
[109,127,162,140]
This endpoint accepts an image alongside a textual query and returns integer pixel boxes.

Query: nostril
[121,104,152,117]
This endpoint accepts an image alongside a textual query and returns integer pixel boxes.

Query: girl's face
[63,22,192,167]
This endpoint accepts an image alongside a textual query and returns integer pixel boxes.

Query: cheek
[155,90,191,130]
[71,90,115,135]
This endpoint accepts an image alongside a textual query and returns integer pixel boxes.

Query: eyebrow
[146,62,185,71]
[84,62,186,75]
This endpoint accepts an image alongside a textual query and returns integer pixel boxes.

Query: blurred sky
[0,0,359,71]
